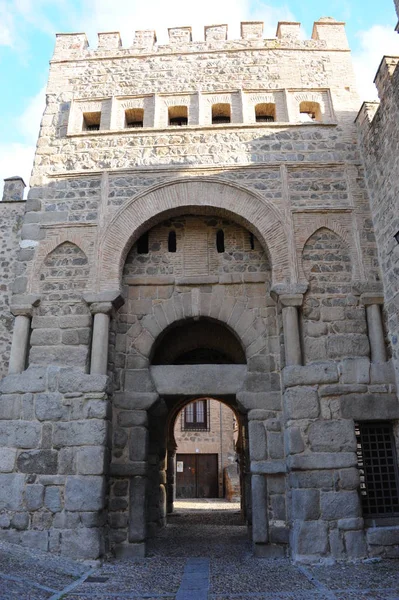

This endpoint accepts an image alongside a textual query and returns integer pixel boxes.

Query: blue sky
[1,0,399,194]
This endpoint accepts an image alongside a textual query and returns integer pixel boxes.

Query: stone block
[0,448,16,472]
[45,486,62,512]
[29,345,89,368]
[58,369,108,393]
[61,527,103,559]
[283,363,338,387]
[129,477,146,542]
[327,334,370,359]
[292,521,328,556]
[288,452,357,471]
[25,484,44,510]
[0,395,21,420]
[65,476,105,511]
[124,369,156,393]
[367,526,399,546]
[320,491,361,519]
[338,517,364,530]
[11,512,29,530]
[118,410,148,427]
[370,361,396,384]
[308,420,356,452]
[0,421,42,448]
[251,474,268,544]
[237,391,281,411]
[339,358,370,384]
[0,474,25,510]
[35,393,69,421]
[345,530,367,558]
[83,400,110,420]
[285,427,305,455]
[340,394,399,420]
[292,489,320,520]
[320,307,345,321]
[339,467,360,490]
[53,420,107,447]
[129,427,149,462]
[267,432,284,459]
[0,367,46,394]
[30,328,62,346]
[77,446,107,475]
[17,450,58,474]
[284,386,319,419]
[113,392,158,410]
[248,410,275,421]
[245,373,272,393]
[58,315,91,329]
[290,470,334,490]
[249,420,267,461]
[58,448,76,474]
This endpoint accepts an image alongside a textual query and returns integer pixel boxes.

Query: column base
[115,542,146,558]
[253,543,286,558]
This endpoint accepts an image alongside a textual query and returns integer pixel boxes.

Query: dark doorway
[176,453,218,498]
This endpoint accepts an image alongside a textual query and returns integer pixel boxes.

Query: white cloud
[352,24,399,101]
[0,1,15,46]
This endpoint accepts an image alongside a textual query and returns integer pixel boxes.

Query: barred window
[355,421,399,517]
[182,400,209,431]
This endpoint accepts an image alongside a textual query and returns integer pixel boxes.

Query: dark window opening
[169,106,188,126]
[216,229,225,253]
[125,108,144,128]
[299,101,321,122]
[168,230,177,252]
[212,103,231,125]
[83,112,101,131]
[182,400,209,431]
[250,233,255,250]
[255,103,276,123]
[355,421,399,517]
[395,231,399,244]
[137,232,149,254]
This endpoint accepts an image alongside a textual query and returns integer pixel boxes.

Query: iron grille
[355,421,399,517]
[212,116,231,124]
[86,124,100,131]
[181,400,210,432]
[126,121,143,128]
[256,116,275,122]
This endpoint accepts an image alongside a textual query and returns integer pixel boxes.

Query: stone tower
[0,16,398,561]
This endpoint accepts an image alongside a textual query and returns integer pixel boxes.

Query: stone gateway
[0,13,398,562]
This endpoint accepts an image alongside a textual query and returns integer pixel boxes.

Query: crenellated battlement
[52,17,348,60]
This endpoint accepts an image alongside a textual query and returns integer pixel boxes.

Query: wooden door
[176,454,218,498]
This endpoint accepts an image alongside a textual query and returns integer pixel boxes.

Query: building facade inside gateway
[0,14,398,562]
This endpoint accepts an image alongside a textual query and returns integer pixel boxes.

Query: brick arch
[127,293,267,363]
[98,177,291,291]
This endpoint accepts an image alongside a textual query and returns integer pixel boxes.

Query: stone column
[90,302,113,375]
[280,294,304,367]
[362,293,387,363]
[251,474,269,555]
[8,297,40,374]
[166,442,177,514]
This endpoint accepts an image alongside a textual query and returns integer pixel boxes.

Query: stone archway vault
[98,177,292,290]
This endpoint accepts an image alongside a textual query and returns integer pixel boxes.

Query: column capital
[84,290,124,311]
[278,294,304,308]
[10,294,40,317]
[361,293,384,306]
[90,301,113,315]
[270,283,308,304]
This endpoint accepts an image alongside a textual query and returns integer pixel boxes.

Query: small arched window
[299,101,322,122]
[255,103,275,123]
[168,230,177,252]
[249,233,255,250]
[212,103,231,124]
[169,106,188,126]
[137,232,149,254]
[216,229,225,253]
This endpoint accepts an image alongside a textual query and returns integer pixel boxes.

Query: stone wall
[0,201,26,378]
[356,57,399,389]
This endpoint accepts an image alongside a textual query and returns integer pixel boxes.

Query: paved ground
[0,500,399,600]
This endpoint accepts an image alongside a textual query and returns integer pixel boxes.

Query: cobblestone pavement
[1,501,399,600]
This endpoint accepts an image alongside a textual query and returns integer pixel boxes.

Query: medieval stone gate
[0,16,398,562]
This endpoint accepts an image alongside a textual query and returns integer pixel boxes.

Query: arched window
[212,103,231,124]
[299,101,322,122]
[137,232,149,254]
[125,108,144,128]
[216,229,225,253]
[255,103,275,123]
[169,106,188,126]
[249,233,255,250]
[168,230,177,252]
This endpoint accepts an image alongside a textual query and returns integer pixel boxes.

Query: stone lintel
[84,290,124,310]
[270,283,308,302]
[251,460,287,474]
[360,293,384,306]
[150,364,247,395]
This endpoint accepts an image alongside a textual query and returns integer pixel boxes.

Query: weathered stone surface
[150,365,247,395]
[35,393,68,421]
[0,395,21,420]
[308,420,356,452]
[284,386,319,419]
[44,486,62,512]
[339,358,370,384]
[288,452,357,471]
[65,476,105,511]
[53,420,107,447]
[58,370,108,393]
[340,394,399,420]
[320,491,361,519]
[118,410,148,427]
[292,489,320,520]
[0,448,16,472]
[61,527,103,559]
[283,363,339,388]
[249,420,267,461]
[0,421,41,448]
[367,526,399,546]
[17,450,58,474]
[293,521,328,556]
[77,446,107,475]
[0,474,25,510]
[0,368,46,394]
[285,427,305,455]
[25,484,44,510]
[345,530,367,558]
